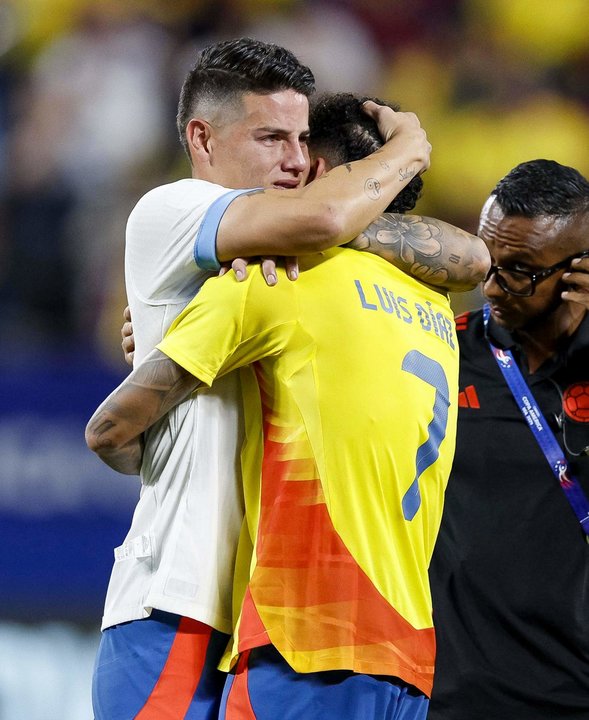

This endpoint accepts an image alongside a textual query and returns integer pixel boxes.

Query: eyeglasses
[485,249,589,297]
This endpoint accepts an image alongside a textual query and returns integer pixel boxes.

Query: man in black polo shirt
[428,159,589,720]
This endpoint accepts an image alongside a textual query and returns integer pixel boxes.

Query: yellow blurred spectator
[422,92,589,224]
[468,0,589,66]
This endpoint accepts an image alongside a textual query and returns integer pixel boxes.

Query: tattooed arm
[348,213,490,292]
[215,104,430,261]
[85,349,201,474]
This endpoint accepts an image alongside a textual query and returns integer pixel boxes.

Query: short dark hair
[491,159,589,218]
[177,37,315,159]
[309,92,423,214]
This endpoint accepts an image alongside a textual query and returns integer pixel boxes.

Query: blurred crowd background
[1,1,589,717]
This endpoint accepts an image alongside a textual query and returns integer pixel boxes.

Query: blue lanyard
[483,304,589,541]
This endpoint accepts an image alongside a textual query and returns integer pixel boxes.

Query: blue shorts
[92,610,230,720]
[219,645,429,720]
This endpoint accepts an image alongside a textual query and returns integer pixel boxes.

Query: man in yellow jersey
[89,237,458,720]
[86,90,477,718]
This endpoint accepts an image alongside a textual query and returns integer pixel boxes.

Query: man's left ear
[308,156,328,182]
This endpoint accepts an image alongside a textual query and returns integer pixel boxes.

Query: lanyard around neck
[483,304,589,541]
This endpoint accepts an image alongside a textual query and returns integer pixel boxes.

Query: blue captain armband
[195,188,261,270]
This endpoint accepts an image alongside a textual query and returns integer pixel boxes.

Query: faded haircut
[177,37,315,160]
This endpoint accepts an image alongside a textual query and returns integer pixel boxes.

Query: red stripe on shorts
[224,651,257,720]
[136,617,212,720]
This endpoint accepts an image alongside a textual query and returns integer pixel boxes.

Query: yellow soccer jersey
[157,247,459,696]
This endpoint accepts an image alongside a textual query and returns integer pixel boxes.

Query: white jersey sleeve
[125,178,234,363]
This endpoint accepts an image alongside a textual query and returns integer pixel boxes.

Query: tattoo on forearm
[365,178,382,200]
[86,349,200,475]
[89,352,199,449]
[347,213,481,288]
[398,167,416,181]
[131,353,193,395]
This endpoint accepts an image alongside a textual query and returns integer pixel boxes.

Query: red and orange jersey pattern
[235,392,437,693]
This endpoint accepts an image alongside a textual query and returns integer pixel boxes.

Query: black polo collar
[483,308,589,376]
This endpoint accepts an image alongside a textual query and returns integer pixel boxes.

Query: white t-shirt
[101,178,251,633]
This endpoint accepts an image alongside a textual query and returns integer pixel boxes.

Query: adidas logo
[458,385,480,408]
[455,312,470,332]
